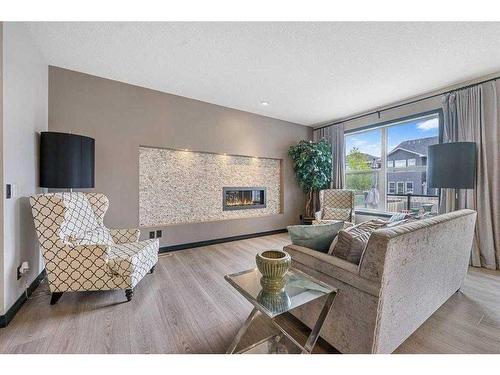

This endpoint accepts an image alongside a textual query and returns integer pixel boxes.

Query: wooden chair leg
[125,289,134,302]
[50,292,63,305]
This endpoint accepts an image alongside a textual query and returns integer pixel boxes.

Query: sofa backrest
[319,189,354,210]
[30,192,110,247]
[319,189,355,221]
[359,209,477,353]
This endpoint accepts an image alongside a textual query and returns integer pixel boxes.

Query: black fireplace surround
[223,187,266,211]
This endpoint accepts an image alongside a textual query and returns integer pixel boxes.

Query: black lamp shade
[40,132,95,188]
[427,142,476,189]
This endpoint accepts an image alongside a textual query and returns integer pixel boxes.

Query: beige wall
[2,23,48,314]
[48,67,311,246]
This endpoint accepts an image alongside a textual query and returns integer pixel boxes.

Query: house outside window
[344,112,440,213]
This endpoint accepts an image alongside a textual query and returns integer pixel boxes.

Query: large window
[345,112,440,213]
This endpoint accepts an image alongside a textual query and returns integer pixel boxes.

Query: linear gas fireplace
[223,187,266,211]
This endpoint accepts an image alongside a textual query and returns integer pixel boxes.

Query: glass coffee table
[225,267,337,354]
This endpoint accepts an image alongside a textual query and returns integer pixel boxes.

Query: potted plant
[288,139,332,218]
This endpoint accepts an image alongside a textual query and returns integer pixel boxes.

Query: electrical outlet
[149,231,155,239]
[156,230,162,238]
[16,261,29,280]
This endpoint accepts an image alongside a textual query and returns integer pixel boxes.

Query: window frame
[406,181,414,194]
[407,158,416,167]
[388,181,396,194]
[396,181,405,194]
[343,109,443,215]
[394,159,406,168]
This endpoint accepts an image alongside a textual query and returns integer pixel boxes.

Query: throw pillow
[70,226,115,246]
[60,192,100,238]
[322,207,352,221]
[331,219,387,264]
[287,222,344,253]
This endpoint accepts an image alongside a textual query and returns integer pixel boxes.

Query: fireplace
[223,187,266,211]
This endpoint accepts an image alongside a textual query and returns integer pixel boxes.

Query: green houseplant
[288,139,332,217]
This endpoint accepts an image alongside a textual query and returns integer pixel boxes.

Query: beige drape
[441,83,499,270]
[314,123,345,189]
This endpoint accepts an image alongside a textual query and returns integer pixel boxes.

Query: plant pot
[422,203,434,212]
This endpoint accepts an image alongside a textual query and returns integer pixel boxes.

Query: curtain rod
[314,75,500,132]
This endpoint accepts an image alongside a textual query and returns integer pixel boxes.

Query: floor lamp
[427,142,476,210]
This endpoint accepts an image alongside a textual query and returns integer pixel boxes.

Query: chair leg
[50,292,63,305]
[150,265,156,274]
[125,289,134,302]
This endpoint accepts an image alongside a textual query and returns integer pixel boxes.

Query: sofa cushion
[323,207,352,221]
[287,222,344,253]
[60,192,100,238]
[332,219,387,264]
[70,226,115,246]
[108,239,158,278]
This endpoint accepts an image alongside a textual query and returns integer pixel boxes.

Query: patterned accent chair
[313,189,355,226]
[30,192,159,305]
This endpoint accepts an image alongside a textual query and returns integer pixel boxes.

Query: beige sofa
[284,209,477,353]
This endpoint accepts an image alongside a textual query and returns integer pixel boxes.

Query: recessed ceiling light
[260,101,269,106]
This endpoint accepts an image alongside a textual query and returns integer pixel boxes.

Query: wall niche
[139,146,282,226]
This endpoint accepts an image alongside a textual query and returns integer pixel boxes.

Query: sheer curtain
[314,123,345,189]
[441,83,499,270]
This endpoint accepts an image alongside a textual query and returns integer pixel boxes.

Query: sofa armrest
[284,244,380,297]
[110,228,141,244]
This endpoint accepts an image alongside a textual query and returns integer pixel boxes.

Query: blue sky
[345,116,439,157]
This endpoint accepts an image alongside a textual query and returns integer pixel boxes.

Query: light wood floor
[0,233,499,354]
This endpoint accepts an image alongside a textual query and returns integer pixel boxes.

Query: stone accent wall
[139,147,282,226]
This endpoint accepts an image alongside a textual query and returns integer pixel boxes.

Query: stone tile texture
[139,147,281,226]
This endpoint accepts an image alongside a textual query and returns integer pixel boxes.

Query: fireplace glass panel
[223,187,266,210]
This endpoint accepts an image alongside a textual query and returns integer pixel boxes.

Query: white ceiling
[26,22,500,126]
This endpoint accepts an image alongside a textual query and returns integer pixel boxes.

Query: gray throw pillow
[332,219,387,264]
[287,222,344,253]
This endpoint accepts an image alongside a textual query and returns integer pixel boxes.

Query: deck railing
[354,192,439,213]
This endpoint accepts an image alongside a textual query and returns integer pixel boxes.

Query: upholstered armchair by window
[313,189,355,225]
[30,192,159,305]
